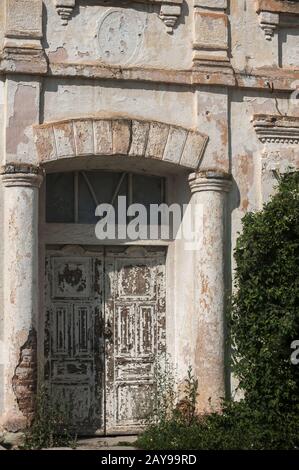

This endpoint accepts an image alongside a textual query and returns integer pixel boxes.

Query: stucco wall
[44,0,193,70]
[0,0,298,426]
[0,77,4,415]
[42,78,195,129]
[0,4,4,50]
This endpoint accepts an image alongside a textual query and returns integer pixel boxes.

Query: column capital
[189,168,232,193]
[0,163,44,188]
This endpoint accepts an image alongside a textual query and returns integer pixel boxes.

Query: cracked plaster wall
[0,78,4,416]
[43,0,193,70]
[0,0,298,422]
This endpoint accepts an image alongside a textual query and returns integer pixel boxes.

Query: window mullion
[128,173,133,206]
[74,171,79,223]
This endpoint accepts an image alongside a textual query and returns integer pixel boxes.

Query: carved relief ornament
[253,114,299,145]
[54,0,183,33]
[253,113,299,202]
[255,0,299,40]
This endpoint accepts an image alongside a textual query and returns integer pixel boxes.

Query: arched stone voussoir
[33,117,208,171]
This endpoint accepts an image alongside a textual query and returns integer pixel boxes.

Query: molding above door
[34,116,208,171]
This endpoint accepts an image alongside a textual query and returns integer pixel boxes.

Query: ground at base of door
[44,435,139,450]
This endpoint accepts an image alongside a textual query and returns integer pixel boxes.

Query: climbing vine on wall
[230,171,299,413]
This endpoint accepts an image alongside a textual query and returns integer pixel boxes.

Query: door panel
[45,249,104,434]
[105,246,166,434]
[45,246,166,435]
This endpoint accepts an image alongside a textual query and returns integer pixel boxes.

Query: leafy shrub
[230,171,299,413]
[21,386,76,449]
[137,171,299,450]
[137,399,299,450]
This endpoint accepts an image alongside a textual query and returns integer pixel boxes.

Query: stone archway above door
[34,117,208,171]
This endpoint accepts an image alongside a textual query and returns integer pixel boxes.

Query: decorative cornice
[34,117,208,170]
[188,169,232,193]
[253,114,299,144]
[256,0,299,15]
[44,62,299,90]
[54,0,183,34]
[258,11,280,40]
[255,0,299,40]
[0,163,44,175]
[55,0,76,26]
[0,54,298,91]
[159,3,182,34]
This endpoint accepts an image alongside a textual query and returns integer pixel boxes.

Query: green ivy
[230,171,299,414]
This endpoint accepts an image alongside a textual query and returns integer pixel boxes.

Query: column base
[0,411,28,433]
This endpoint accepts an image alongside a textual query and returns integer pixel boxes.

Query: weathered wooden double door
[44,245,166,435]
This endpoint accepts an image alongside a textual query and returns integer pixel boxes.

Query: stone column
[188,169,231,413]
[0,164,43,432]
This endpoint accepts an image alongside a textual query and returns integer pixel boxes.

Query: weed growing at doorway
[176,366,199,426]
[21,386,77,450]
[149,353,178,423]
[149,356,199,427]
[138,363,200,449]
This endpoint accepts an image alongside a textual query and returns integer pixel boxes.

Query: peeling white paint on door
[45,248,105,434]
[105,246,166,434]
[45,245,166,435]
